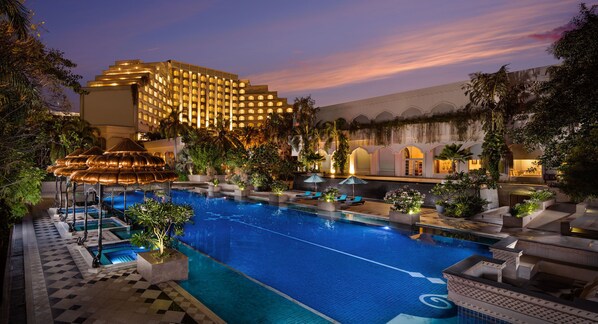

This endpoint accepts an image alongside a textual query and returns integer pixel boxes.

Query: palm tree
[235,125,263,149]
[159,108,190,162]
[436,143,473,174]
[0,0,30,39]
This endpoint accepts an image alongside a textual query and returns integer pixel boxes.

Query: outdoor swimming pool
[87,242,151,265]
[173,191,490,323]
[73,218,124,231]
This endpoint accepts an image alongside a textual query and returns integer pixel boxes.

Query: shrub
[510,199,540,218]
[321,186,340,202]
[529,189,555,201]
[384,186,425,214]
[270,180,288,196]
[444,195,488,218]
[210,178,219,186]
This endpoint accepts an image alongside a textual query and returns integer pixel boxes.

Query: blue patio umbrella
[304,174,325,191]
[339,175,368,197]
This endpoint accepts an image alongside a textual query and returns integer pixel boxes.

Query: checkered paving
[26,204,220,323]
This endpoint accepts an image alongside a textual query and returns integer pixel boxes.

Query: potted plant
[232,175,250,197]
[430,182,454,214]
[503,189,555,228]
[127,199,194,284]
[269,180,289,204]
[317,186,341,211]
[385,186,425,225]
[208,177,220,193]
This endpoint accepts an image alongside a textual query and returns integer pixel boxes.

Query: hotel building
[81,59,293,147]
[316,66,549,183]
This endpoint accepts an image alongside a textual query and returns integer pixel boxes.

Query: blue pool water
[87,242,151,265]
[109,227,143,240]
[73,218,123,231]
[172,191,490,323]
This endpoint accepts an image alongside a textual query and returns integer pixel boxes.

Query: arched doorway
[351,148,370,175]
[377,147,395,176]
[402,146,423,176]
[318,149,331,173]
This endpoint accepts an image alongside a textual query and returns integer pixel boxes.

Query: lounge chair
[335,194,347,202]
[295,191,312,198]
[310,192,322,199]
[346,196,364,206]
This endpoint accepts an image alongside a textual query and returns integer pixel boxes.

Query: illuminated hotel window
[267,108,273,113]
[258,116,263,120]
[258,95,263,100]
[239,96,245,100]
[183,72,188,78]
[225,80,229,85]
[183,80,188,85]
[239,109,245,114]
[192,74,197,79]
[248,116,254,121]
[249,123,254,127]
[248,103,254,107]
[286,108,293,113]
[258,109,263,113]
[239,82,245,87]
[239,89,245,94]
[277,108,283,113]
[174,71,179,76]
[138,113,142,119]
[248,109,255,114]
[277,102,283,106]
[209,77,214,83]
[258,102,263,107]
[217,79,222,84]
[233,123,237,127]
[267,95,273,100]
[239,122,245,127]
[248,96,254,100]
[201,76,206,81]
[239,103,245,108]
[239,116,245,121]
[267,102,273,106]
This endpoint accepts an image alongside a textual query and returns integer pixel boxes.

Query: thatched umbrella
[46,148,85,213]
[70,138,177,268]
[53,146,104,236]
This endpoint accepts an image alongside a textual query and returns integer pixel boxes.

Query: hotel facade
[81,59,293,148]
[316,66,549,183]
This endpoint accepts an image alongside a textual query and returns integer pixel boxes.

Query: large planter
[234,189,250,197]
[389,210,420,225]
[269,194,288,204]
[503,198,555,228]
[189,174,212,182]
[208,184,221,193]
[137,248,188,284]
[317,201,340,212]
[480,188,499,210]
[435,204,445,214]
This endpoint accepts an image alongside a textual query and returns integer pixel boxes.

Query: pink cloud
[248,1,577,94]
[529,22,575,41]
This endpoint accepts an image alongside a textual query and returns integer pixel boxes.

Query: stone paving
[21,200,222,324]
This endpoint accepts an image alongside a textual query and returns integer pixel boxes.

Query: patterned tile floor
[24,201,222,324]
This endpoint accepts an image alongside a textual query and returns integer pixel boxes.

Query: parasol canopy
[46,148,85,173]
[303,173,325,192]
[339,175,368,197]
[53,146,105,177]
[70,138,177,186]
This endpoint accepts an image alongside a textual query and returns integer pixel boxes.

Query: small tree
[435,143,473,174]
[128,199,193,258]
[332,132,350,174]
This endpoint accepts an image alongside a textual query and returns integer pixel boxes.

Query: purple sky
[29,0,593,109]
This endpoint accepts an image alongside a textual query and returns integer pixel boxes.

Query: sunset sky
[29,0,594,109]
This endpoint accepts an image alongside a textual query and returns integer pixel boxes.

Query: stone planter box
[234,189,250,197]
[503,199,555,228]
[208,184,221,193]
[389,210,420,225]
[137,248,188,284]
[269,194,288,204]
[219,183,237,191]
[188,175,212,182]
[317,201,340,212]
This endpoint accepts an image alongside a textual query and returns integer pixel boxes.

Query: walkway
[16,200,222,324]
